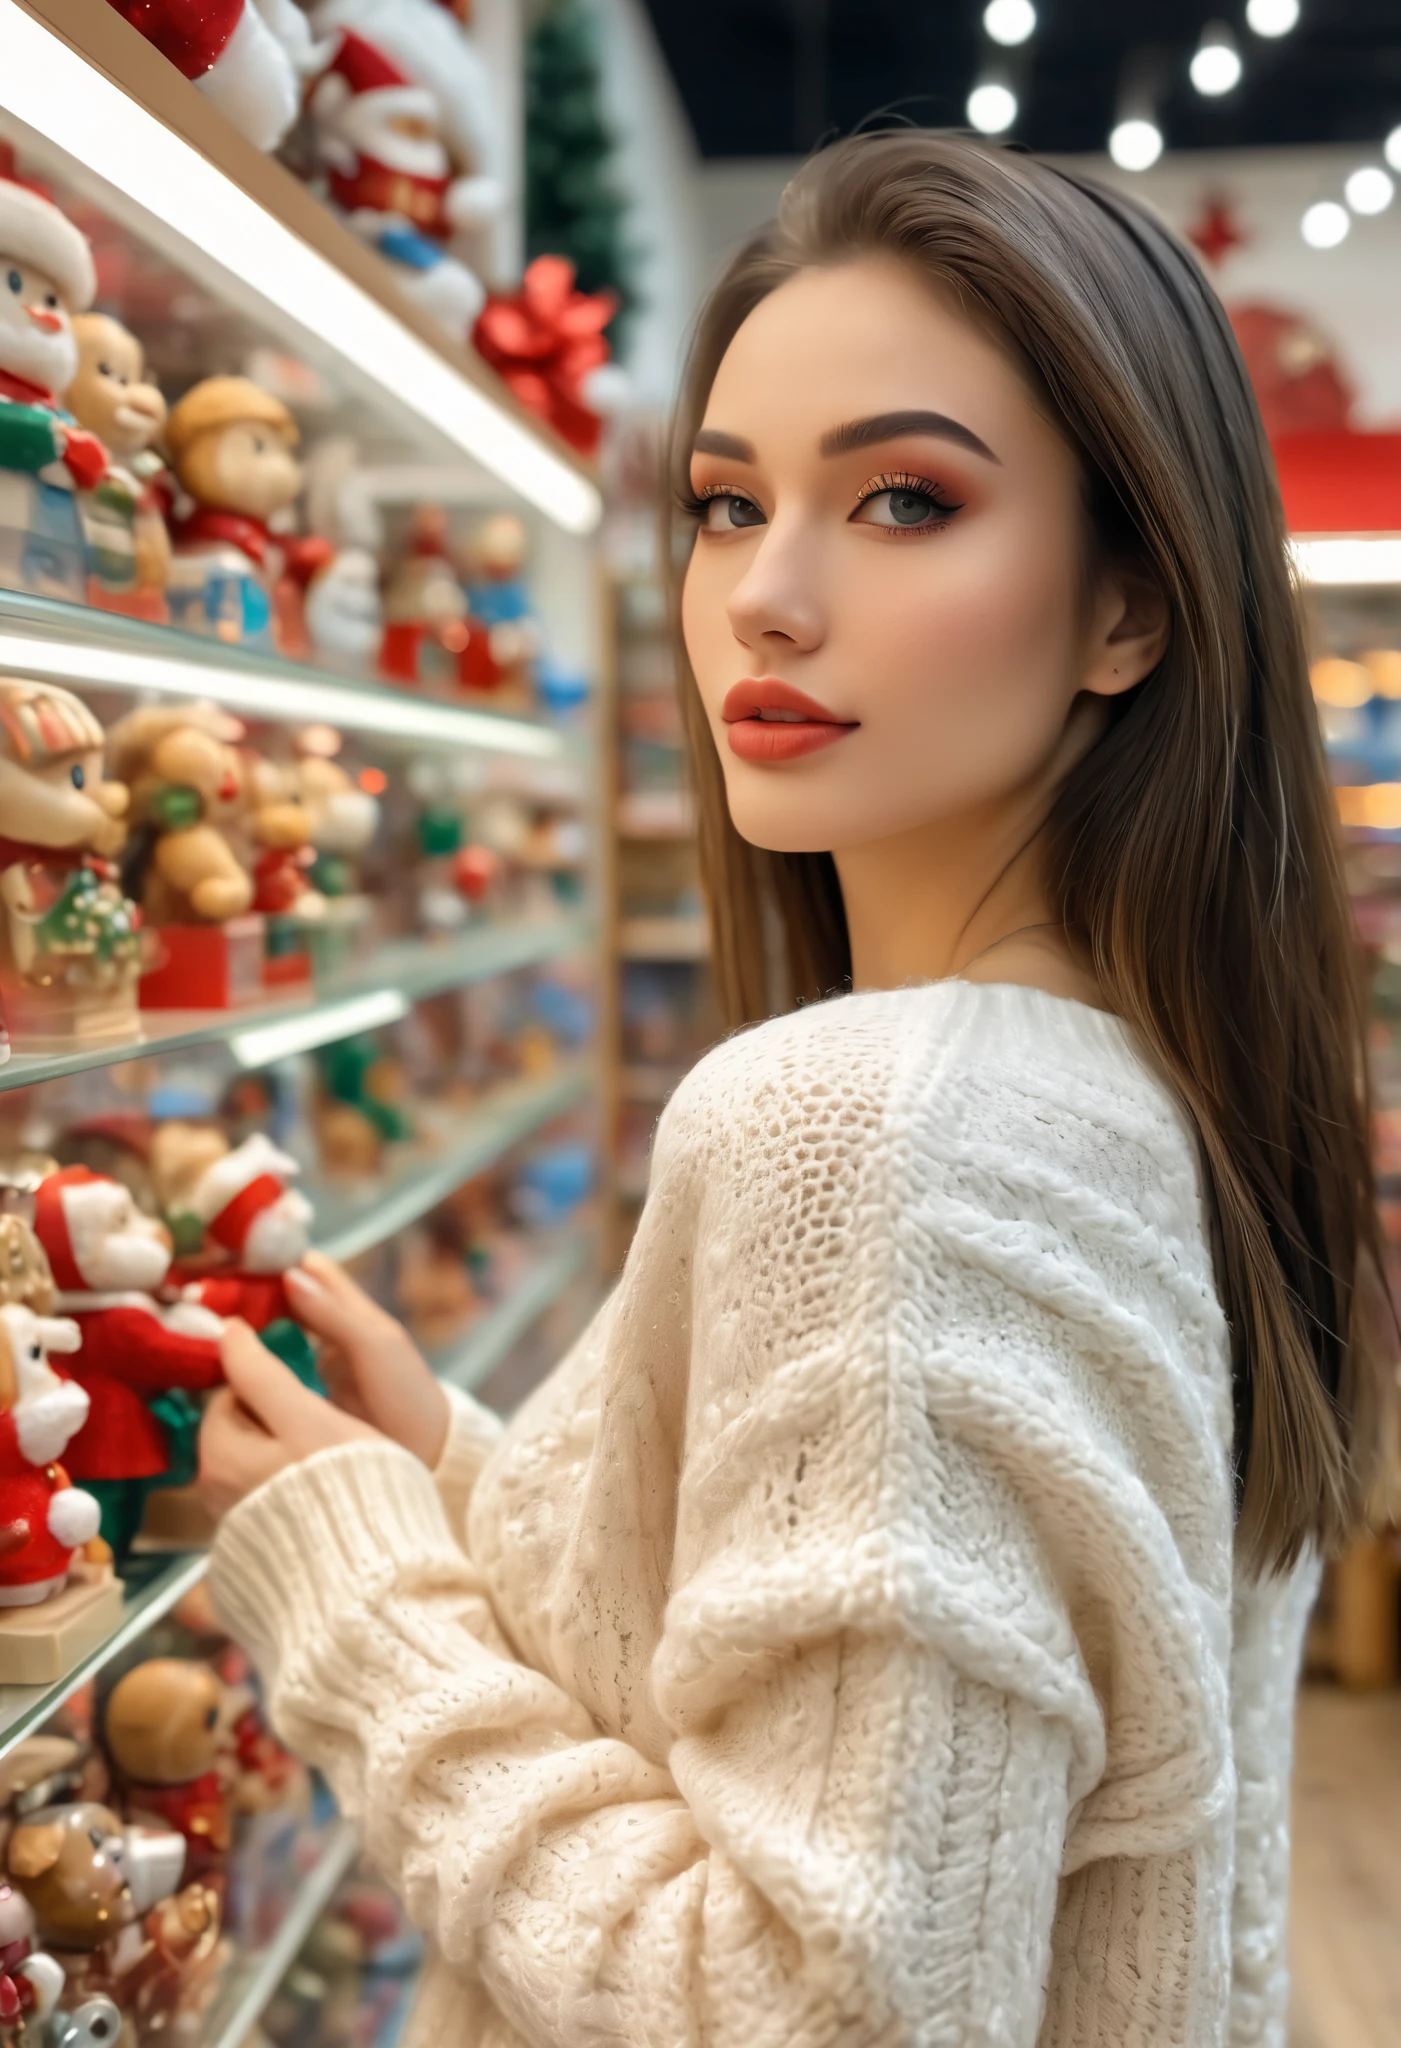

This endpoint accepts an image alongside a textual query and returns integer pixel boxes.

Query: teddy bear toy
[107,702,265,1010]
[0,174,109,605]
[103,1661,232,1885]
[31,1167,225,1560]
[0,679,141,1053]
[64,313,171,623]
[0,1299,104,1612]
[164,377,323,649]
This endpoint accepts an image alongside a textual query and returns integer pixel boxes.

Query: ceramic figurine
[303,546,383,674]
[460,513,541,702]
[106,702,263,1010]
[379,507,469,688]
[304,31,486,339]
[103,0,320,153]
[315,1033,412,1177]
[173,1135,319,1385]
[32,1167,225,1560]
[0,1299,101,1608]
[164,378,307,647]
[0,176,108,604]
[0,682,141,1053]
[296,751,380,972]
[103,1660,232,1883]
[64,314,172,622]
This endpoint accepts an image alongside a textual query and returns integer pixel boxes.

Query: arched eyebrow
[820,411,1000,463]
[693,411,1000,466]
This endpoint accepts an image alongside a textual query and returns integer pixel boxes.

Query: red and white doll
[0,1301,100,1608]
[32,1167,225,1559]
[176,1137,319,1386]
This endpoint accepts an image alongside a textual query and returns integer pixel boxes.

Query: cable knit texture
[209,981,1317,2047]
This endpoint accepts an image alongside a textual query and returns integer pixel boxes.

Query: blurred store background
[0,1,1398,2043]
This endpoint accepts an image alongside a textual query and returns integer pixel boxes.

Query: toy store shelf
[0,916,596,1097]
[0,591,583,764]
[620,915,710,962]
[0,1549,206,1765]
[4,0,600,536]
[433,1231,595,1395]
[199,1818,361,2048]
[314,1064,593,1265]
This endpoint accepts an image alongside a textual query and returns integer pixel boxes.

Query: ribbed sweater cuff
[209,1440,465,1674]
[433,1384,504,1540]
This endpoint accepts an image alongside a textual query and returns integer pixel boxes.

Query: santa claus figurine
[32,1167,225,1559]
[105,0,324,153]
[305,30,486,339]
[176,1136,319,1385]
[0,1300,102,1609]
[0,171,109,605]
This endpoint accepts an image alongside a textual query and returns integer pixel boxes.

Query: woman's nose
[725,524,825,655]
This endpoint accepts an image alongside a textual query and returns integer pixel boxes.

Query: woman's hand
[281,1252,451,1468]
[199,1320,384,1521]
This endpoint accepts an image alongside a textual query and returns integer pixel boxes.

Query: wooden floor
[1289,1684,1401,2047]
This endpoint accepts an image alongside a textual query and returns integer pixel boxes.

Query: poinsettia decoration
[474,254,616,458]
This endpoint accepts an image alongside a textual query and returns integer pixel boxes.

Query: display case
[0,4,606,2038]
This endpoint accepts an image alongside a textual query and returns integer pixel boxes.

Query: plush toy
[0,1300,102,1611]
[0,1884,63,2035]
[304,31,486,340]
[164,378,315,647]
[107,701,253,927]
[173,1135,319,1385]
[64,313,171,622]
[0,680,141,1052]
[104,0,324,153]
[0,174,108,604]
[32,1167,225,1559]
[103,1660,232,1883]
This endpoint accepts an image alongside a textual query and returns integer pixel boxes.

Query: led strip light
[1290,536,1401,587]
[0,0,601,535]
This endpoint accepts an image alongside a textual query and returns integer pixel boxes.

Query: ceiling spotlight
[1386,126,1401,174]
[1301,200,1350,249]
[1245,0,1299,34]
[1345,166,1395,215]
[983,0,1036,46]
[1190,23,1243,95]
[967,79,1018,134]
[1109,118,1164,171]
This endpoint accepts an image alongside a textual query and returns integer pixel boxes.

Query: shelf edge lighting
[1290,537,1401,587]
[230,988,409,1069]
[0,629,567,758]
[0,1,601,536]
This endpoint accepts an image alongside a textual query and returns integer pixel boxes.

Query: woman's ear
[1082,564,1170,700]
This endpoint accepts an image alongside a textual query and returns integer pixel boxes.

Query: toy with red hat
[305,29,486,339]
[175,1135,321,1386]
[0,1298,103,1609]
[31,1166,225,1559]
[0,162,109,604]
[104,0,324,153]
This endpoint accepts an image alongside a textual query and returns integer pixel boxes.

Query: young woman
[201,133,1391,2046]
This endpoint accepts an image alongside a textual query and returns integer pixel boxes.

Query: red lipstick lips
[721,678,858,764]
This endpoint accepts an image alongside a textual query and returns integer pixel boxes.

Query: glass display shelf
[0,916,596,1097]
[432,1232,595,1395]
[0,1549,207,1764]
[0,590,580,764]
[200,1817,361,2048]
[313,1062,593,1265]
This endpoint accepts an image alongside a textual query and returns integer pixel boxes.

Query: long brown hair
[668,131,1393,1574]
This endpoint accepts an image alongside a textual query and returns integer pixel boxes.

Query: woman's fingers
[198,1385,288,1521]
[282,1256,448,1467]
[220,1320,320,1436]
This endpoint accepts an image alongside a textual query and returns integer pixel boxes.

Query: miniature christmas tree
[525,0,637,355]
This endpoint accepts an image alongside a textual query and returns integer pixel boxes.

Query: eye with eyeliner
[851,470,964,536]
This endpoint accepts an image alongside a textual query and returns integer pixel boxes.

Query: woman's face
[681,256,1135,854]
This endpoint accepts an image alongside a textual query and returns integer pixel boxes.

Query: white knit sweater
[210,981,1318,2048]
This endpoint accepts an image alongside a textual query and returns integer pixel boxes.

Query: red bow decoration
[474,255,616,458]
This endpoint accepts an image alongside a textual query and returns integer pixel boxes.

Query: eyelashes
[679,472,965,531]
